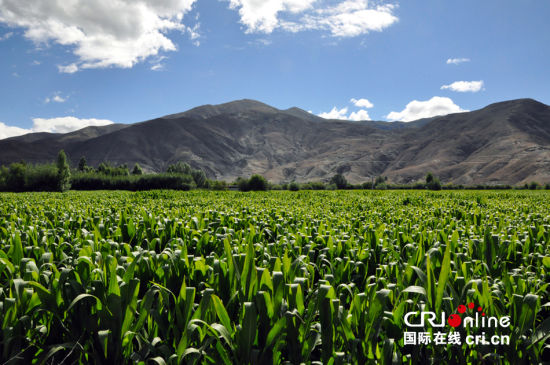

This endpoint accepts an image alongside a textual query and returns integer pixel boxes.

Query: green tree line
[0,151,548,192]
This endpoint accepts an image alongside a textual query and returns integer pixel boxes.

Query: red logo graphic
[447,314,462,327]
[447,302,485,327]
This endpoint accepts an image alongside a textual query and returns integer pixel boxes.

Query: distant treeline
[0,151,548,192]
[273,173,550,191]
[0,152,209,192]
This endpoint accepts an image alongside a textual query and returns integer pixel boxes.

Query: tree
[57,150,71,192]
[7,163,26,192]
[426,172,434,185]
[236,177,249,191]
[330,173,348,189]
[210,180,227,191]
[191,169,207,188]
[97,162,109,174]
[132,163,143,175]
[426,172,441,190]
[248,174,269,191]
[167,161,192,175]
[374,175,386,188]
[78,156,87,172]
[288,182,300,191]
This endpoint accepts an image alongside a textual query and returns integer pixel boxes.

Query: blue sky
[1,0,549,138]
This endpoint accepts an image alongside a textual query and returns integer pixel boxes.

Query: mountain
[1,98,549,185]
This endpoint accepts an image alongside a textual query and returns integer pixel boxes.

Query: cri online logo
[404,302,511,329]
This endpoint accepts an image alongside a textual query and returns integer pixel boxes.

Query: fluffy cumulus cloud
[318,97,373,121]
[0,121,30,139]
[446,57,470,65]
[0,116,114,139]
[318,106,349,119]
[32,117,114,133]
[350,97,373,108]
[229,0,398,37]
[386,96,466,122]
[441,80,484,93]
[229,0,317,33]
[0,0,198,72]
[348,109,370,121]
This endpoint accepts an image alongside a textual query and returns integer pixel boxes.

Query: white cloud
[0,116,115,139]
[318,106,371,121]
[0,0,198,72]
[58,64,78,74]
[45,92,67,103]
[229,0,398,37]
[348,109,370,121]
[386,96,467,122]
[441,80,484,93]
[446,57,470,65]
[186,21,201,46]
[151,64,164,71]
[32,117,114,133]
[229,0,317,33]
[0,121,30,139]
[350,97,373,108]
[318,106,349,119]
[0,31,13,40]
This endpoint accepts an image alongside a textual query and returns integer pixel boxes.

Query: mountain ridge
[1,98,549,185]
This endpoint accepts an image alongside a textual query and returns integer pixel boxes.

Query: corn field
[0,190,549,364]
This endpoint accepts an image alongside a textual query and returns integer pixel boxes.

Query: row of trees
[72,160,208,191]
[276,173,549,191]
[1,151,548,192]
[0,150,71,192]
[0,152,208,192]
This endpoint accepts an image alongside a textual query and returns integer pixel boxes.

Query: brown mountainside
[0,98,549,185]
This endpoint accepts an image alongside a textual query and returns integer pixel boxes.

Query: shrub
[248,174,269,191]
[132,163,144,175]
[134,174,194,191]
[210,180,227,191]
[25,164,58,191]
[236,177,250,192]
[288,182,300,191]
[375,182,388,190]
[70,173,194,191]
[413,182,426,189]
[426,172,442,190]
[326,183,337,190]
[97,162,129,176]
[330,173,348,189]
[374,176,386,188]
[361,182,373,189]
[7,163,26,192]
[191,169,207,188]
[166,161,192,175]
[308,181,326,190]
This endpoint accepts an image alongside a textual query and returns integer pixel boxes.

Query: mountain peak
[164,99,279,120]
[2,98,549,185]
[482,98,548,111]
